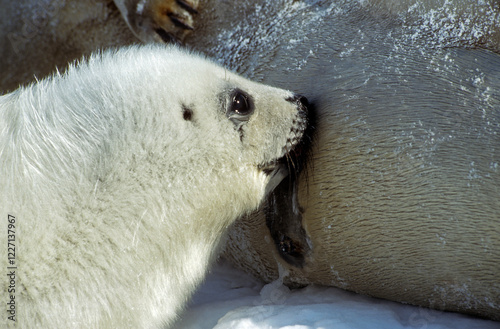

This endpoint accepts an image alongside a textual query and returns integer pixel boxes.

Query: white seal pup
[0,44,309,328]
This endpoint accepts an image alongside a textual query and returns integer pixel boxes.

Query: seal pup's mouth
[261,95,309,196]
[264,96,315,270]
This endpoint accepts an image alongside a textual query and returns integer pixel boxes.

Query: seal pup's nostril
[286,94,309,110]
[297,95,309,107]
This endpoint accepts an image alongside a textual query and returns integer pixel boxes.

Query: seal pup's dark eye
[226,89,254,139]
[228,89,254,117]
[232,92,251,115]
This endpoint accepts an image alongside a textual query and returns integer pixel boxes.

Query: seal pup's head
[220,86,309,196]
[105,44,312,203]
[40,44,312,216]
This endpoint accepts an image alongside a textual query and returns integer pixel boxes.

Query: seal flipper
[113,0,199,44]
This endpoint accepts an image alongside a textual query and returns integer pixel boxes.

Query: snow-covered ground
[175,261,500,329]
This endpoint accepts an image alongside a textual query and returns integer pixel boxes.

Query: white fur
[0,44,303,328]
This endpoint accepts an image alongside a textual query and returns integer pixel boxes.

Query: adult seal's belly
[186,0,500,320]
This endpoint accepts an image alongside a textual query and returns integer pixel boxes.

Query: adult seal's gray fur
[185,0,500,321]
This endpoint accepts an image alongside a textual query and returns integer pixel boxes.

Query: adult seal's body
[0,45,309,328]
[185,0,500,320]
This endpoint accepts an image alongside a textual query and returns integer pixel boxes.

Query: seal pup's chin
[262,163,289,196]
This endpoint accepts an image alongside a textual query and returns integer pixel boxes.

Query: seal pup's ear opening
[113,0,199,44]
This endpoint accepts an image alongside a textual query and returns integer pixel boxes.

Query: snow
[175,261,500,329]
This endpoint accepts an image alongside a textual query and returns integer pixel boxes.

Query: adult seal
[0,44,310,328]
[185,0,500,321]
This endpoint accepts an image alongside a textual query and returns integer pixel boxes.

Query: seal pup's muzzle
[262,94,310,196]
